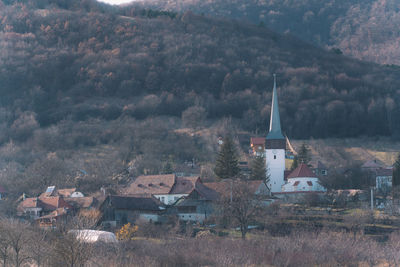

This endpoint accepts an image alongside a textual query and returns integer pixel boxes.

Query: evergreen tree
[214,136,240,179]
[291,143,311,170]
[161,155,174,174]
[393,153,400,186]
[297,143,311,165]
[291,156,299,170]
[250,156,266,181]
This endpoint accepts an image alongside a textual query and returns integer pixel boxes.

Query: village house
[361,159,386,173]
[17,195,72,220]
[205,179,270,199]
[122,174,216,205]
[169,181,219,222]
[309,160,328,177]
[375,168,393,193]
[99,195,166,228]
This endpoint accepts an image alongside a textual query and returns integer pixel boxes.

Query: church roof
[266,74,284,140]
[287,163,316,179]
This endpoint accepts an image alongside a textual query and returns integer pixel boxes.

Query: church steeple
[266,74,284,140]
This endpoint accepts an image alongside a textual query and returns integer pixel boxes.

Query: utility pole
[371,187,374,210]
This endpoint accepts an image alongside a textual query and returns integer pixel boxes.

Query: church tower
[265,74,286,193]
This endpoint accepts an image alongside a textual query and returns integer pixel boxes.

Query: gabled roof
[18,197,40,211]
[103,195,164,211]
[170,176,199,194]
[18,196,72,212]
[39,196,72,212]
[123,174,176,195]
[250,137,265,146]
[189,182,220,201]
[376,168,393,176]
[204,180,265,197]
[362,159,385,169]
[287,163,316,179]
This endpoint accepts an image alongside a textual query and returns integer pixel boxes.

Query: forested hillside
[133,0,400,65]
[1,0,400,195]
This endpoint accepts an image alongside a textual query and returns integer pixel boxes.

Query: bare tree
[0,219,32,267]
[219,179,264,239]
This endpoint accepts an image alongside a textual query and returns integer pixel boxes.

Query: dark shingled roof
[376,168,393,176]
[103,195,164,211]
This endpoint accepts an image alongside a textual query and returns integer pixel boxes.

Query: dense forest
[133,0,400,66]
[1,0,400,195]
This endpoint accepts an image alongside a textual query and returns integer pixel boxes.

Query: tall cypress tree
[214,136,240,179]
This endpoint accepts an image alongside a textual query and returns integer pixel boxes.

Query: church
[265,75,326,194]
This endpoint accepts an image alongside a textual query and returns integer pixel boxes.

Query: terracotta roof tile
[170,177,199,194]
[250,137,265,146]
[288,164,316,179]
[123,174,176,195]
[39,196,72,212]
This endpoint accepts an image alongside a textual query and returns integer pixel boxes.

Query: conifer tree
[214,136,240,179]
[250,156,266,181]
[291,143,311,170]
[393,153,400,187]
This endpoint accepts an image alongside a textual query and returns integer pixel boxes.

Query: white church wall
[265,149,285,193]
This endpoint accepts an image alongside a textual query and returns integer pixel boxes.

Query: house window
[161,197,165,202]
[321,170,327,175]
[274,155,276,159]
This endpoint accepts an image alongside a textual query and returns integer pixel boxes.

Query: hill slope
[133,0,400,65]
[1,1,400,140]
[1,0,400,195]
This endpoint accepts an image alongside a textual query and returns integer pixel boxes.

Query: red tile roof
[170,177,200,194]
[18,196,72,212]
[288,163,316,179]
[39,196,72,212]
[123,174,176,195]
[250,137,265,146]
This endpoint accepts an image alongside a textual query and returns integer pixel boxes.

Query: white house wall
[154,194,188,205]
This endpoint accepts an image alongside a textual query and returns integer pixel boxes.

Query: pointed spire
[266,74,284,140]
